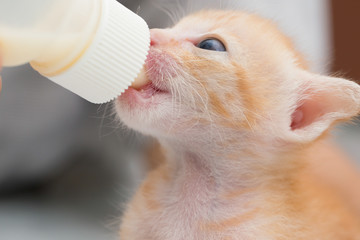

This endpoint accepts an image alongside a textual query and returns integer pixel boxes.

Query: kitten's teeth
[151,96,154,101]
[141,89,144,92]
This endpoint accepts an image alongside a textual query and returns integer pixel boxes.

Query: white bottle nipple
[36,0,150,104]
[131,66,149,89]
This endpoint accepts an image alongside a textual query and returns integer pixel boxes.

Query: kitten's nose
[150,28,173,46]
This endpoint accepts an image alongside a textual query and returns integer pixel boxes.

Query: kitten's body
[119,140,360,240]
[116,10,360,239]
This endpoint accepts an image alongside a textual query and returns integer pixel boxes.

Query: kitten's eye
[197,38,226,52]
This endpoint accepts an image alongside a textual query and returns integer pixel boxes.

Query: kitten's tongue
[131,66,149,89]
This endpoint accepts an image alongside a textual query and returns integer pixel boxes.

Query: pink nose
[150,28,173,46]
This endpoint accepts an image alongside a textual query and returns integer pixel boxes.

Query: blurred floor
[0,198,117,240]
[0,143,147,240]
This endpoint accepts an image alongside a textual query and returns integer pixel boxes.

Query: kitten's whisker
[98,102,114,139]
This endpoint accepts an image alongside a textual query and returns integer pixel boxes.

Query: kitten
[115,10,360,239]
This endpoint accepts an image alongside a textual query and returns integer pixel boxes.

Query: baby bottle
[0,0,150,103]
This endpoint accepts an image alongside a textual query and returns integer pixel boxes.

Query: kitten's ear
[286,70,360,142]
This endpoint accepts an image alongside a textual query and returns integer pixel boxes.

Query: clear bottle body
[0,0,100,75]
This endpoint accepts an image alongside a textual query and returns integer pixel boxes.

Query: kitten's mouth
[117,76,170,106]
[117,48,174,106]
[129,81,169,98]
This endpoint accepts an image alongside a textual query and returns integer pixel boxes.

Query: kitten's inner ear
[287,71,360,142]
[291,97,323,130]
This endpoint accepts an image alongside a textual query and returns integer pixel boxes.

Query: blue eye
[197,38,226,52]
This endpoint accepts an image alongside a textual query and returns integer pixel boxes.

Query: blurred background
[0,0,359,239]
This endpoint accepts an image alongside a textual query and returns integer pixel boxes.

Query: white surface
[49,0,150,104]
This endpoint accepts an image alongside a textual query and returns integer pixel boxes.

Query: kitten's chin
[115,84,172,135]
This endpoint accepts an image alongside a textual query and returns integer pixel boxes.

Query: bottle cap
[47,0,150,104]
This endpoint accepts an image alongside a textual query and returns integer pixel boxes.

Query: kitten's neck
[152,136,306,232]
[158,134,295,189]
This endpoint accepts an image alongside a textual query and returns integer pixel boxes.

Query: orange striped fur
[115,10,360,239]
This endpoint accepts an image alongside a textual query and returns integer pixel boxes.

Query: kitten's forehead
[174,10,241,37]
[175,11,259,36]
[175,10,302,58]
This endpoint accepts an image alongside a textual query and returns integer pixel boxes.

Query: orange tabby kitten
[115,10,360,239]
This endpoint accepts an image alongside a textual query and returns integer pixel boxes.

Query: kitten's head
[115,10,360,145]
